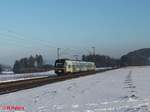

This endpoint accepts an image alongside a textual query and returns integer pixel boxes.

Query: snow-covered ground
[95,67,114,71]
[0,66,150,112]
[0,71,55,83]
[0,68,109,83]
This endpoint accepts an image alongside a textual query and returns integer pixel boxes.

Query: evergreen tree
[36,55,43,67]
[13,60,21,73]
[28,56,35,68]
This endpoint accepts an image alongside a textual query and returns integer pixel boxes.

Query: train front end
[54,59,66,75]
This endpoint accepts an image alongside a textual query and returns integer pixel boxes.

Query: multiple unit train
[55,59,96,75]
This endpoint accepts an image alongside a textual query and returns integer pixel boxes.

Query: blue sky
[0,0,150,65]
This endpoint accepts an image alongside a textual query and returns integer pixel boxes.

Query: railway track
[0,68,118,95]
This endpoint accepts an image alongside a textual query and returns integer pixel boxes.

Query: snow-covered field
[0,71,55,83]
[0,66,150,112]
[0,68,108,83]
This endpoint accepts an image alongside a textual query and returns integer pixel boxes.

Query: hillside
[121,48,150,66]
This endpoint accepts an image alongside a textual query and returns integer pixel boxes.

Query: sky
[0,0,150,65]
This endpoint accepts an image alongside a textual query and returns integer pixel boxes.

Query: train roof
[55,59,95,64]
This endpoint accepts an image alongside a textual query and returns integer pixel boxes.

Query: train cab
[54,59,67,75]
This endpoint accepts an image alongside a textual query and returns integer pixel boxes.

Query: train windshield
[55,62,64,68]
[55,59,67,68]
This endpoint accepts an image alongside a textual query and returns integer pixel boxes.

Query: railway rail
[0,68,118,95]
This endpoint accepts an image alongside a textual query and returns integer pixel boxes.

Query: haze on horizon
[0,0,150,65]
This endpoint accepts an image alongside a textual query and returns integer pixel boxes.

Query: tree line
[82,54,120,67]
[82,48,150,67]
[13,48,150,74]
[13,55,53,73]
[1,48,149,74]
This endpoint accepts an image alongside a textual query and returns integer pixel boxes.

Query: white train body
[55,59,96,75]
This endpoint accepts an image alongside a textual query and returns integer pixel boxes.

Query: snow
[0,68,109,83]
[0,70,56,83]
[96,67,114,70]
[0,76,49,83]
[1,71,14,74]
[0,66,150,112]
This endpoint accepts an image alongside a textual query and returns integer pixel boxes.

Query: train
[54,59,96,75]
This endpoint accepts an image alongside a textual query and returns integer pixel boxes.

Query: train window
[55,63,64,68]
